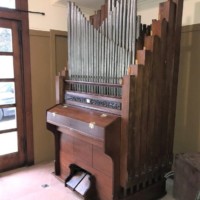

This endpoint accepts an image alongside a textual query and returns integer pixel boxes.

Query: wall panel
[30,30,55,163]
[174,24,200,153]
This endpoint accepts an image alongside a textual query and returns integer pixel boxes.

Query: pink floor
[0,162,175,200]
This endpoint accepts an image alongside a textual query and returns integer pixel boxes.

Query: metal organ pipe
[67,0,139,97]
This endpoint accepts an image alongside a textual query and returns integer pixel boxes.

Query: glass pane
[0,0,15,9]
[0,56,14,78]
[0,107,16,130]
[0,82,16,106]
[0,28,13,52]
[0,132,18,156]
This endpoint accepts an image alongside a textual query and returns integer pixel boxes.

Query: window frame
[0,0,34,166]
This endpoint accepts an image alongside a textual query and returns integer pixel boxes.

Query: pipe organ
[68,0,138,98]
[46,0,183,199]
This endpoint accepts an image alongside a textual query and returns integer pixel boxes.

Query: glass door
[0,19,26,171]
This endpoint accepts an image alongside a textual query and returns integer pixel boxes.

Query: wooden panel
[59,134,74,179]
[159,0,176,167]
[93,146,113,177]
[94,172,113,199]
[60,134,74,161]
[152,18,168,171]
[133,64,145,177]
[147,36,161,173]
[167,0,184,163]
[48,105,119,127]
[174,24,200,153]
[30,30,55,163]
[47,105,120,141]
[74,139,92,165]
[50,30,68,75]
[55,35,68,74]
[58,127,104,149]
[120,75,135,187]
[60,156,74,179]
[60,132,73,151]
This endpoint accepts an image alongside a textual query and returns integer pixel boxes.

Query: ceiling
[52,0,168,11]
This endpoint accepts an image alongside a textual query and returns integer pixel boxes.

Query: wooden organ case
[46,0,183,199]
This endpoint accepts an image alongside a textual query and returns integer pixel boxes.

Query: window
[0,0,16,9]
[0,0,33,172]
[0,28,13,52]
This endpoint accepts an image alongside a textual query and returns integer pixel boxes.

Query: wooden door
[0,19,26,172]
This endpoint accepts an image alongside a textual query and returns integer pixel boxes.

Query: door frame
[0,0,34,170]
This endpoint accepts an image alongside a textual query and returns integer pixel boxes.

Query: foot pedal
[75,174,91,196]
[65,164,96,198]
[66,171,87,190]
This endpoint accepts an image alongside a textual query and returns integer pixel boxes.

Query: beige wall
[28,0,200,32]
[28,0,94,31]
[138,0,200,26]
[29,30,68,163]
[29,30,55,163]
[174,25,200,153]
[28,0,67,31]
